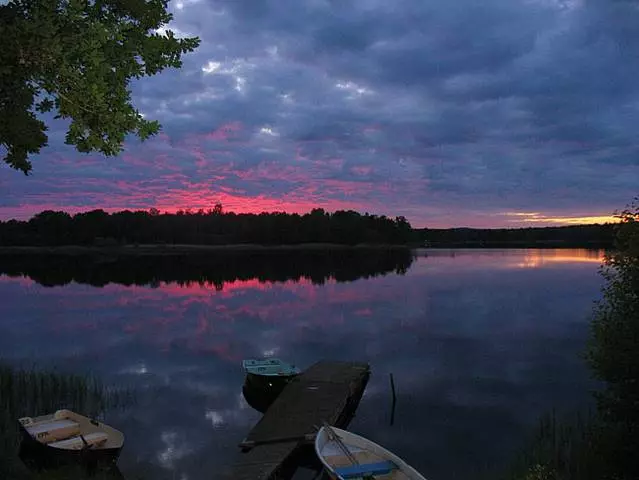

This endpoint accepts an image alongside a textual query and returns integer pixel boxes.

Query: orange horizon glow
[501,212,620,226]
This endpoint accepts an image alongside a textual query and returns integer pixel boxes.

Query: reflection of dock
[227,360,370,480]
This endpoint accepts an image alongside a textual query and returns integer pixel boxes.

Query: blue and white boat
[315,425,427,480]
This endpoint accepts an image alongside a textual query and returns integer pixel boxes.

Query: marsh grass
[498,411,614,480]
[0,363,133,479]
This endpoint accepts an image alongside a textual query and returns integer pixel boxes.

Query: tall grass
[501,411,613,480]
[0,363,132,479]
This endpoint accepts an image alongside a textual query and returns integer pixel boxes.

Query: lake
[0,248,605,480]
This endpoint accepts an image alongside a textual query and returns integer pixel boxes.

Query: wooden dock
[225,360,370,480]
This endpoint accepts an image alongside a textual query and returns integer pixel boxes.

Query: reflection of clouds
[120,363,148,375]
[157,431,193,470]
[3,250,600,364]
[261,347,279,357]
[0,250,606,479]
[182,379,227,396]
[205,392,255,429]
[0,275,35,286]
[236,392,250,411]
[205,410,224,427]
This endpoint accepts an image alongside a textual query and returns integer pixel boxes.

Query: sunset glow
[502,212,620,226]
[1,0,637,226]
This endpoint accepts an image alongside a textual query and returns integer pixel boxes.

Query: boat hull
[244,371,297,388]
[19,426,122,468]
[242,379,288,413]
[17,410,124,469]
[241,358,300,412]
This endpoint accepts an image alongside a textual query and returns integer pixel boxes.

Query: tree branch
[57,90,94,114]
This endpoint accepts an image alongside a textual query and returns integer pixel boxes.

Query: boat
[18,409,124,467]
[242,358,300,388]
[315,424,427,480]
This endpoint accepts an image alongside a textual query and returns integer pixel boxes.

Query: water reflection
[0,249,604,480]
[416,247,604,264]
[0,247,414,288]
[514,248,604,268]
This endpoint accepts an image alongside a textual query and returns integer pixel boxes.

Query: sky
[1,0,638,227]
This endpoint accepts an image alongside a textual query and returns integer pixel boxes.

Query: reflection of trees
[0,248,415,288]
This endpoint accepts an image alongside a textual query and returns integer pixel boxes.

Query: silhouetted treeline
[417,224,616,248]
[0,208,618,248]
[0,248,414,288]
[0,208,414,246]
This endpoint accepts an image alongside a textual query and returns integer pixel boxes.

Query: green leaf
[36,98,55,113]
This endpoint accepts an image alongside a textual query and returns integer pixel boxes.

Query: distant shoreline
[0,242,611,255]
[0,243,412,255]
[1,211,615,251]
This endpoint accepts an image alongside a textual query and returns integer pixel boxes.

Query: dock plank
[227,360,370,480]
[228,442,299,480]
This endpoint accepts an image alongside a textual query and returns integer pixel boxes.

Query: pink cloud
[0,121,624,228]
[203,122,243,141]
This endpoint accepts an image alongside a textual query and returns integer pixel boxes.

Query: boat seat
[49,432,109,450]
[25,419,81,444]
[334,460,398,478]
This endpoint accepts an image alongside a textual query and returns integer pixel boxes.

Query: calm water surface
[0,249,604,480]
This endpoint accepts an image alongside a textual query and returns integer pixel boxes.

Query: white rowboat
[315,425,427,480]
[18,409,124,466]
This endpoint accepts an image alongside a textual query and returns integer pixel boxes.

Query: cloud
[1,0,638,226]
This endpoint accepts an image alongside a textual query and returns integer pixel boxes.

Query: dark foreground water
[0,248,604,480]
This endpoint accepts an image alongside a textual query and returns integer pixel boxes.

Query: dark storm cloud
[0,0,637,225]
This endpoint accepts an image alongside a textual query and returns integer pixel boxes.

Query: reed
[501,411,611,480]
